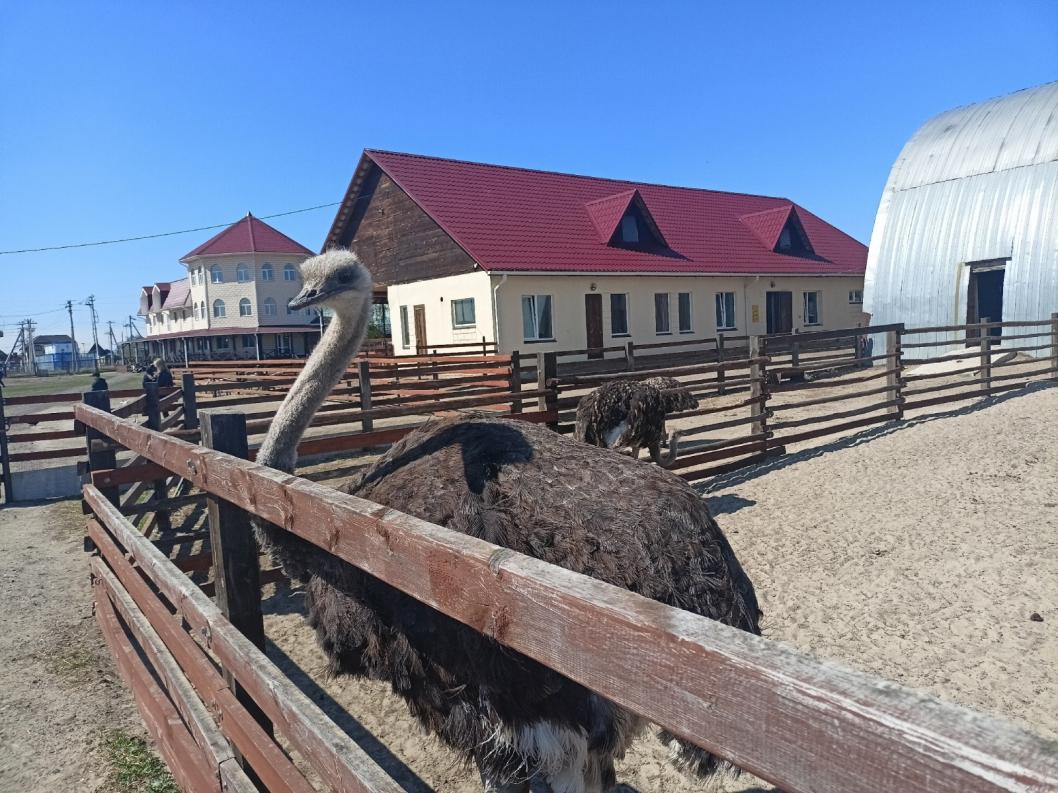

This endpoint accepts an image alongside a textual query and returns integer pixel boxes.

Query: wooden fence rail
[76,402,1058,793]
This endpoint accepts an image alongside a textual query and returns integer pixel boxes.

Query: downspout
[491,273,508,352]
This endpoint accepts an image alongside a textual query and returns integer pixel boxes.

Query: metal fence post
[82,390,120,507]
[358,360,373,432]
[181,372,199,430]
[886,325,905,420]
[0,392,13,503]
[199,410,272,746]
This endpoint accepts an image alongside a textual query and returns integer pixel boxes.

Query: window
[620,214,639,244]
[210,265,223,283]
[213,299,226,318]
[261,263,274,281]
[195,338,207,352]
[715,292,736,330]
[399,305,411,348]
[849,289,863,304]
[610,293,629,336]
[521,295,554,341]
[283,264,297,281]
[242,334,256,349]
[215,336,230,349]
[193,303,200,320]
[654,293,670,334]
[778,226,793,251]
[678,292,692,333]
[236,263,251,282]
[451,298,476,327]
[803,291,821,326]
[239,298,253,317]
[263,297,277,317]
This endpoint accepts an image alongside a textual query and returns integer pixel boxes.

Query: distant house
[32,334,77,372]
[324,151,868,355]
[865,81,1058,357]
[137,214,324,360]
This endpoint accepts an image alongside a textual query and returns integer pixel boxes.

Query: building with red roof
[325,150,867,355]
[135,214,323,363]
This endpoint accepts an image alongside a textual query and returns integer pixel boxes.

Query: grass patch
[100,729,180,793]
[1,370,143,399]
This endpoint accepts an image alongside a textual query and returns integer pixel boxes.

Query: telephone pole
[107,320,121,365]
[23,319,38,375]
[85,295,101,370]
[65,300,81,372]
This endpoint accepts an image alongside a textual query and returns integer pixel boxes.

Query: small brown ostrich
[253,250,761,793]
[639,376,698,414]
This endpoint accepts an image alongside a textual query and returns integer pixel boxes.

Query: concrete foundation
[11,465,82,501]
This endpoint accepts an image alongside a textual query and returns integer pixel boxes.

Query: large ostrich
[254,250,761,793]
[573,380,680,465]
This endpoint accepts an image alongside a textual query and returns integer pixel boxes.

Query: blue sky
[1,1,1055,347]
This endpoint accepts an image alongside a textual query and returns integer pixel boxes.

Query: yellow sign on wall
[751,304,760,323]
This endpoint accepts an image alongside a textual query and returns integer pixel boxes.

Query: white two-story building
[136,214,322,361]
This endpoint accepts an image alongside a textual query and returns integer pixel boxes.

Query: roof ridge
[366,149,794,203]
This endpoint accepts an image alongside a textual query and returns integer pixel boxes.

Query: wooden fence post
[979,317,992,396]
[541,351,558,430]
[358,360,373,433]
[143,383,171,533]
[83,390,120,507]
[1050,313,1058,380]
[715,335,725,395]
[181,372,199,430]
[0,393,13,503]
[509,350,522,414]
[625,340,636,371]
[199,410,272,744]
[748,336,768,438]
[886,325,905,420]
[482,335,488,357]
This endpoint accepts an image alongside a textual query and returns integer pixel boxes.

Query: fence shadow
[696,380,1057,494]
[264,639,437,793]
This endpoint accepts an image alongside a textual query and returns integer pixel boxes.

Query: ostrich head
[288,249,373,316]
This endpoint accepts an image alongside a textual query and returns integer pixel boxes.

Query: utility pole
[65,300,80,372]
[107,320,121,366]
[85,295,101,370]
[23,319,37,375]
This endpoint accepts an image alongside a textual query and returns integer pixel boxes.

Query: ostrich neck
[256,306,369,473]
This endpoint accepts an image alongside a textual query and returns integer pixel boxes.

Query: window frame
[803,291,822,326]
[677,292,693,334]
[715,292,737,331]
[521,294,555,342]
[239,298,253,317]
[399,305,411,348]
[283,264,297,282]
[609,293,629,337]
[848,289,863,305]
[210,265,223,284]
[241,334,256,349]
[620,214,639,244]
[212,299,226,318]
[236,263,251,283]
[261,263,274,281]
[263,297,277,317]
[451,298,476,328]
[654,292,671,335]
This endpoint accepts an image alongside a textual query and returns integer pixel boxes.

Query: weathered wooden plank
[93,585,221,793]
[6,428,80,443]
[770,399,902,432]
[92,460,171,489]
[76,415,1058,793]
[89,526,313,793]
[8,446,84,462]
[84,485,407,793]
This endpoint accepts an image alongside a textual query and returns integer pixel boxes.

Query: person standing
[153,358,174,389]
[90,371,108,391]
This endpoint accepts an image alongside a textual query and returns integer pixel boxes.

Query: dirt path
[0,500,142,793]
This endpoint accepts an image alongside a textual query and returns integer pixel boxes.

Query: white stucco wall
[387,271,495,353]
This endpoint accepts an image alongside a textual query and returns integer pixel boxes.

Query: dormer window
[778,226,793,251]
[620,214,639,244]
[775,215,813,256]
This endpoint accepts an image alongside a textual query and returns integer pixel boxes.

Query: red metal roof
[358,151,866,276]
[159,278,191,311]
[740,205,795,250]
[181,213,314,260]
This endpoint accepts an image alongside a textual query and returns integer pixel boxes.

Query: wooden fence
[76,391,1058,792]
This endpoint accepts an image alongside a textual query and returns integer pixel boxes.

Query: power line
[0,201,340,256]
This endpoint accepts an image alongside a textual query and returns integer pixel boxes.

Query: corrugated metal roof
[181,214,314,260]
[331,150,867,276]
[865,81,1058,357]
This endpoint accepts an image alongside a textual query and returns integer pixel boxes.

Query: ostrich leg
[477,767,530,793]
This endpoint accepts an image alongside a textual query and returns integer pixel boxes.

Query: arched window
[283,263,297,281]
[213,299,226,318]
[239,298,252,317]
[260,263,274,281]
[263,297,277,317]
[210,265,223,283]
[236,263,251,282]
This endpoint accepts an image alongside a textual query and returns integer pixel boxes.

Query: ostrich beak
[288,285,326,311]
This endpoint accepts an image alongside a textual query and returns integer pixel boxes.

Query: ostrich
[639,376,698,414]
[573,380,680,465]
[254,250,761,793]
